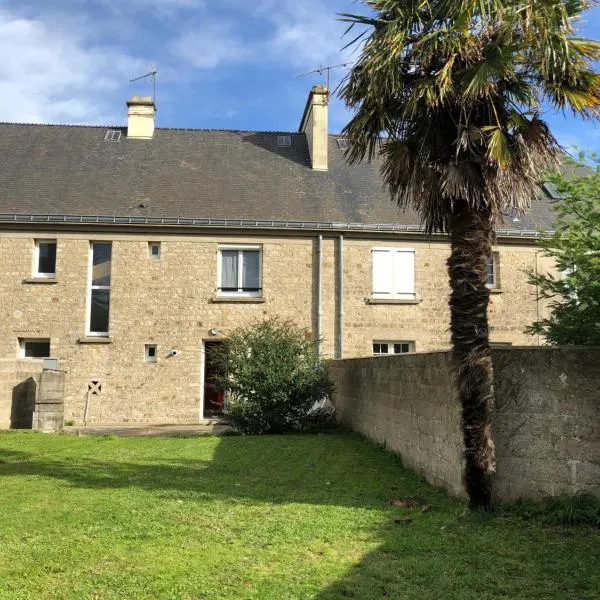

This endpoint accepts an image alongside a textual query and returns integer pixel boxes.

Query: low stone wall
[329,347,600,501]
[0,360,65,431]
[0,359,44,429]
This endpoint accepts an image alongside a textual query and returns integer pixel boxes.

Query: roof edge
[0,213,552,239]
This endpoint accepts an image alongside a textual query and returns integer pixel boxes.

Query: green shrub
[210,318,335,435]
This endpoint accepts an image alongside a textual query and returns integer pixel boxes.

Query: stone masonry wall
[1,230,552,426]
[329,348,600,501]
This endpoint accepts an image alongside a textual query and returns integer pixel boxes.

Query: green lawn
[0,432,598,600]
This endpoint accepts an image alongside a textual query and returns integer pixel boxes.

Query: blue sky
[0,0,599,151]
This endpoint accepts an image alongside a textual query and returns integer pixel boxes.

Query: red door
[204,341,225,415]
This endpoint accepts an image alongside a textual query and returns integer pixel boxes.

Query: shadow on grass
[1,433,599,599]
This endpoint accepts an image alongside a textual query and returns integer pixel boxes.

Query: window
[277,135,291,147]
[19,338,51,359]
[145,344,157,362]
[104,129,122,142]
[373,341,414,356]
[148,242,161,259]
[336,138,349,150]
[372,248,416,300]
[34,240,56,277]
[486,252,500,289]
[87,242,112,336]
[218,246,262,296]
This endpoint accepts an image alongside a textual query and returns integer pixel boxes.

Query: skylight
[104,130,122,142]
[277,135,292,147]
[337,138,349,150]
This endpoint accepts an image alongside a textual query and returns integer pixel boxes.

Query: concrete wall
[329,347,600,500]
[1,229,551,425]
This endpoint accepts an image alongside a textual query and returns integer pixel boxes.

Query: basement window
[277,135,291,147]
[373,341,414,356]
[104,130,122,142]
[19,338,51,359]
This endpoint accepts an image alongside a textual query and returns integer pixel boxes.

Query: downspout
[317,235,323,356]
[535,250,541,346]
[337,235,344,359]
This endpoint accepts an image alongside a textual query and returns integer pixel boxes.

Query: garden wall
[329,347,600,501]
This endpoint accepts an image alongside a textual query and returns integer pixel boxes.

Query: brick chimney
[127,96,156,139]
[299,85,329,171]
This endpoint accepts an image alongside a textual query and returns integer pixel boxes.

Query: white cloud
[169,22,249,69]
[0,8,148,124]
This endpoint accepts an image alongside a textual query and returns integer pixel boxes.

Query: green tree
[339,0,600,507]
[527,160,600,344]
[210,318,334,435]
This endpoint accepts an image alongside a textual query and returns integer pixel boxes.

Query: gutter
[0,213,553,239]
[317,235,323,357]
[337,235,344,359]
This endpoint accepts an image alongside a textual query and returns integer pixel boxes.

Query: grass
[0,432,598,600]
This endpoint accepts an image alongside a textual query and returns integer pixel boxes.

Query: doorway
[203,341,225,418]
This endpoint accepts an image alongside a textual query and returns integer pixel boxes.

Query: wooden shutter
[372,249,393,296]
[393,250,415,298]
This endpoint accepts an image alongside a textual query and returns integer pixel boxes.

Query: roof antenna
[130,65,158,104]
[295,63,352,102]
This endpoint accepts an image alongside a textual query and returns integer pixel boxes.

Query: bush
[209,319,335,435]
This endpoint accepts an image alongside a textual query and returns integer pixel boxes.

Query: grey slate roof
[0,122,558,234]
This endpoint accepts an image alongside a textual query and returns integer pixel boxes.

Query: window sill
[211,296,266,304]
[489,288,504,294]
[78,336,113,344]
[23,277,58,284]
[366,298,421,305]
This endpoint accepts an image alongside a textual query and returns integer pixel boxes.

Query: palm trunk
[448,203,496,509]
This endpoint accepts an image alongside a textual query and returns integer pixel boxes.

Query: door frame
[200,339,225,421]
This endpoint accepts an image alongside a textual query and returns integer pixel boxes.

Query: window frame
[33,239,57,278]
[217,245,263,297]
[486,252,500,290]
[19,338,51,359]
[372,341,415,356]
[145,344,157,362]
[148,242,161,259]
[371,247,416,300]
[86,242,112,337]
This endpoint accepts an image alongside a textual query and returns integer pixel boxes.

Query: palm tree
[340,0,600,508]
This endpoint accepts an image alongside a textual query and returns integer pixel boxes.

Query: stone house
[0,87,558,426]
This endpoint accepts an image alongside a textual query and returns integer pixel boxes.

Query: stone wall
[329,347,600,500]
[1,230,552,425]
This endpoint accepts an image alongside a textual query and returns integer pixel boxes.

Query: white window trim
[33,239,57,278]
[486,252,500,290]
[372,340,415,356]
[371,247,416,300]
[86,242,111,337]
[217,245,263,297]
[19,338,51,359]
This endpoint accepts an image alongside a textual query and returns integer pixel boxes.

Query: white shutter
[393,250,415,299]
[372,249,393,296]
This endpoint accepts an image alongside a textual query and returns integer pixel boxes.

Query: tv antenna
[129,66,158,104]
[295,62,352,98]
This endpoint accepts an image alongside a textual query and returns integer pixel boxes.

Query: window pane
[394,344,402,354]
[242,251,260,290]
[487,256,495,287]
[221,251,238,290]
[90,289,110,333]
[92,243,112,286]
[38,242,56,274]
[24,341,50,358]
